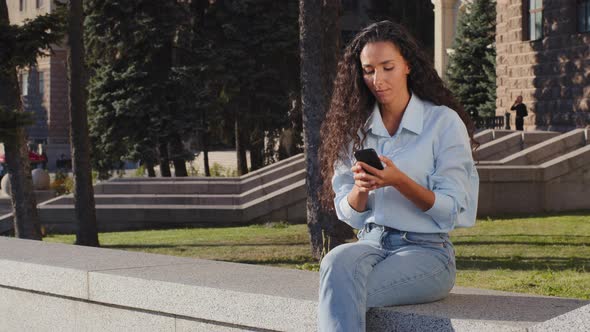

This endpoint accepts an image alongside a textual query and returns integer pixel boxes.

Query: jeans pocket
[402,232,454,265]
[401,232,446,247]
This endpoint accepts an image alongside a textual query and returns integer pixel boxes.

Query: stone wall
[496,0,590,131]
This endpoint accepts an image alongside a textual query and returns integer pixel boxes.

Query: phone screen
[353,148,384,175]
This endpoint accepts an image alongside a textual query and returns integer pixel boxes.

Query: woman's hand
[351,163,376,193]
[354,155,401,191]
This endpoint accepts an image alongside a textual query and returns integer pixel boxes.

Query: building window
[36,0,44,8]
[38,72,45,97]
[528,0,543,40]
[19,0,26,11]
[579,0,590,32]
[20,73,29,96]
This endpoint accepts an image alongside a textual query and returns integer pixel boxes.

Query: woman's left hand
[356,155,402,190]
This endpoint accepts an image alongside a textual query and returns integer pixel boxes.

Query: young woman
[317,21,479,331]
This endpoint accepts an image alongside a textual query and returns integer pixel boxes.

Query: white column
[432,0,460,80]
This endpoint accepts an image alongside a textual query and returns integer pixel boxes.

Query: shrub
[210,162,237,177]
[134,165,146,177]
[50,170,74,195]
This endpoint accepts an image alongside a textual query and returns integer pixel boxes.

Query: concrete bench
[0,237,587,331]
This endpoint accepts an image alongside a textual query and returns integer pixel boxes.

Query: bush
[91,170,99,185]
[50,170,74,195]
[210,162,237,177]
[134,165,146,177]
[187,161,200,177]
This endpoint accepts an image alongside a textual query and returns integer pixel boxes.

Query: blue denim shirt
[332,94,479,233]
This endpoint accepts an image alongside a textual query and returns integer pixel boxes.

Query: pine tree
[85,0,191,178]
[447,0,496,119]
[201,0,300,173]
[85,0,301,178]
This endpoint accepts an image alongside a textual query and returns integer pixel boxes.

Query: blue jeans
[318,223,456,332]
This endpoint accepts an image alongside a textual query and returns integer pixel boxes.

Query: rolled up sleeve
[332,157,371,230]
[424,115,478,231]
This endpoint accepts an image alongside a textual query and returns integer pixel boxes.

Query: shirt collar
[364,93,424,137]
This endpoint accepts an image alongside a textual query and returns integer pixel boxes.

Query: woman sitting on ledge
[317,21,479,331]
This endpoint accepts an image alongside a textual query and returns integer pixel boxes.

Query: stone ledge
[0,237,587,331]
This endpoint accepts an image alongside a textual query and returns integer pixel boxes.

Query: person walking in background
[317,21,479,331]
[510,95,528,131]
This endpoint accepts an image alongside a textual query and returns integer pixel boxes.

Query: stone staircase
[1,128,589,233]
[474,129,590,215]
[1,154,306,233]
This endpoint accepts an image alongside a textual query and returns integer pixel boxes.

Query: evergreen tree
[202,0,300,173]
[446,0,496,119]
[85,0,301,178]
[85,0,193,179]
[366,0,434,57]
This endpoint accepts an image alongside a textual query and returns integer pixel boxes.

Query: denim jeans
[318,223,456,332]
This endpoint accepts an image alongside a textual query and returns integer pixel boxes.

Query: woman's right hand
[351,163,376,193]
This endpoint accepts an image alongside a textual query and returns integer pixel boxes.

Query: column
[432,0,460,79]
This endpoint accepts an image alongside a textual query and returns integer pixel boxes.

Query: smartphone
[353,148,384,175]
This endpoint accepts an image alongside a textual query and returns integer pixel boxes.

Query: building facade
[433,0,590,131]
[495,0,590,130]
[8,0,70,169]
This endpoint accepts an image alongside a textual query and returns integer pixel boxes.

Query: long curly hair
[319,20,477,211]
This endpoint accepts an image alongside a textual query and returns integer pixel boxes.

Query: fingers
[378,155,394,167]
[356,161,380,175]
[353,169,376,192]
[353,170,376,182]
[350,164,363,173]
[355,180,376,192]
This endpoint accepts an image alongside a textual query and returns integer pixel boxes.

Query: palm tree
[67,0,99,246]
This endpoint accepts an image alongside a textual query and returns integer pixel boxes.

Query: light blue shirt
[332,94,479,233]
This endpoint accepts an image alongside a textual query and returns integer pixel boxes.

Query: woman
[317,21,479,331]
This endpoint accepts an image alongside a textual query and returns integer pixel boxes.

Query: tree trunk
[0,0,42,240]
[146,160,156,177]
[202,130,211,177]
[249,127,264,171]
[68,0,99,247]
[319,1,354,251]
[172,158,187,176]
[3,134,42,240]
[300,0,353,260]
[235,115,248,176]
[158,142,171,177]
[170,135,188,177]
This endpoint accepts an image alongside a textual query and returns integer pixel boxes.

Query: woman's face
[360,41,410,105]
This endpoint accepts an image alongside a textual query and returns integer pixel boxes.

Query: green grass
[44,215,590,300]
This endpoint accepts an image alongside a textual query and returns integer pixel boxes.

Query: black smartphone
[353,148,384,175]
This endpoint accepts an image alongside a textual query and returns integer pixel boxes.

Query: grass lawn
[44,213,590,300]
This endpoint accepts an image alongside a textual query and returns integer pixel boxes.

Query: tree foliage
[85,0,192,179]
[84,0,301,178]
[446,0,496,119]
[366,0,434,56]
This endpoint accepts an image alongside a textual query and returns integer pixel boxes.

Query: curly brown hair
[319,20,477,211]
